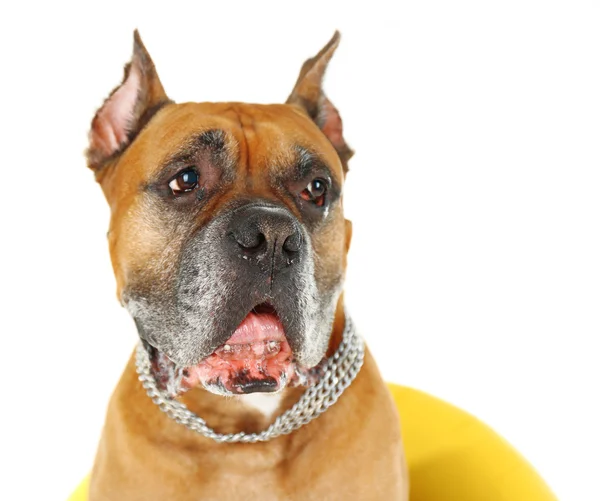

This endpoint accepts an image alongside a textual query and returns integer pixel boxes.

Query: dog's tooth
[223,344,232,352]
[266,340,281,355]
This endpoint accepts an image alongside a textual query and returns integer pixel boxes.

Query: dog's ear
[86,30,171,171]
[287,31,353,173]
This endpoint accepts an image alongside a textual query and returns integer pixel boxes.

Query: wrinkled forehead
[121,102,345,183]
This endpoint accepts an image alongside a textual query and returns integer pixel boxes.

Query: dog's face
[87,32,353,396]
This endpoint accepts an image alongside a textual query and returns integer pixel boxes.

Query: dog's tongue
[182,311,295,394]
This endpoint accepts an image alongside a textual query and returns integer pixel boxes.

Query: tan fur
[88,33,408,500]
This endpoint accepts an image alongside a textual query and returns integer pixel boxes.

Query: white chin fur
[237,392,283,419]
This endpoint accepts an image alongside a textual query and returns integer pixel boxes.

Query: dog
[85,30,408,500]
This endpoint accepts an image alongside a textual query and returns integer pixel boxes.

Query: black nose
[228,204,303,270]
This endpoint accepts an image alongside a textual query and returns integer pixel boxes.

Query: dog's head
[87,31,353,397]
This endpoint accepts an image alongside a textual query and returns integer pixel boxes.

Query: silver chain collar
[135,313,364,443]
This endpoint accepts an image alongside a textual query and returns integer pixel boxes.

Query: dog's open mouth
[145,303,319,397]
[180,304,296,395]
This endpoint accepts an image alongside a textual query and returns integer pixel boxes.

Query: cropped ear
[86,30,172,171]
[287,31,353,173]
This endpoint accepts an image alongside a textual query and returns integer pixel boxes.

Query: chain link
[135,312,364,443]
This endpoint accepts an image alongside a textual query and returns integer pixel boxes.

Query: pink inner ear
[89,64,141,159]
[320,97,345,148]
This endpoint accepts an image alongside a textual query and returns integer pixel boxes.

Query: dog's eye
[169,168,199,194]
[300,178,328,207]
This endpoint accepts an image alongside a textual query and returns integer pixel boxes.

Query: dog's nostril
[233,229,266,250]
[283,232,302,254]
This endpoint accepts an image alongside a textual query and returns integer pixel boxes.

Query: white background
[1,1,598,500]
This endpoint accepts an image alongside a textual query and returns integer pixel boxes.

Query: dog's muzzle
[126,200,336,396]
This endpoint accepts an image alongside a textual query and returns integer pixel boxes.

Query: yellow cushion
[69,384,557,500]
[388,385,557,501]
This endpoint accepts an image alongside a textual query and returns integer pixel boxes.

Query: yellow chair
[69,385,557,501]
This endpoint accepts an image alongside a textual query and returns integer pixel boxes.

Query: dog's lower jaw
[145,339,328,399]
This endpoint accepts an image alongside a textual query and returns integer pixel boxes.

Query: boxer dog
[86,31,408,500]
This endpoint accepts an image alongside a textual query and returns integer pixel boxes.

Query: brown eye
[300,178,328,207]
[169,168,199,194]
